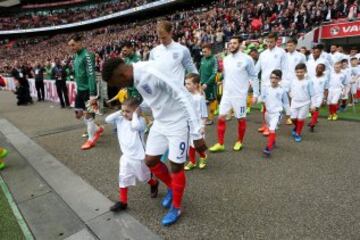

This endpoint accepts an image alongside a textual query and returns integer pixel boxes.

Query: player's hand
[200,127,205,136]
[135,107,141,115]
[89,98,97,105]
[202,84,207,90]
[194,138,207,152]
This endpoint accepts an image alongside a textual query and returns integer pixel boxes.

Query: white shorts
[327,88,342,105]
[119,155,151,188]
[341,85,351,100]
[146,127,189,164]
[219,97,247,119]
[290,104,309,120]
[313,94,324,108]
[265,112,281,131]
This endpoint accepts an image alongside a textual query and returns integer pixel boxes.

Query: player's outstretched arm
[105,111,122,125]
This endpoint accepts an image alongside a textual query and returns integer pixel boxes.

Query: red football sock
[149,161,171,188]
[237,118,246,143]
[147,178,158,186]
[331,104,337,115]
[267,131,276,149]
[310,110,319,126]
[171,170,186,209]
[188,146,196,164]
[296,119,305,135]
[341,99,347,106]
[197,150,206,158]
[119,187,128,204]
[217,118,226,145]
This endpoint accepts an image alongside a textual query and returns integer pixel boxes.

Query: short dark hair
[101,58,124,82]
[123,97,141,109]
[350,57,358,61]
[249,48,258,54]
[341,59,348,63]
[230,36,243,43]
[202,43,212,50]
[185,73,200,84]
[122,41,134,49]
[69,33,83,42]
[271,69,282,79]
[312,45,322,50]
[317,44,324,50]
[287,38,298,45]
[267,32,278,40]
[295,63,307,71]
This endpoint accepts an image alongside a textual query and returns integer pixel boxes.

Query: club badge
[141,84,152,94]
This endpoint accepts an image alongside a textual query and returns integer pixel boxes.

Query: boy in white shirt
[255,33,287,136]
[184,73,208,170]
[261,70,290,156]
[327,62,348,121]
[350,57,360,104]
[339,59,352,111]
[309,63,328,132]
[289,63,315,142]
[105,98,159,212]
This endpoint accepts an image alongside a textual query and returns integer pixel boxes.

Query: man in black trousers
[33,62,45,101]
[52,58,70,108]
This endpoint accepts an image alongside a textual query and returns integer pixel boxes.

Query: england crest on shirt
[274,54,278,59]
[141,84,152,94]
[173,52,179,60]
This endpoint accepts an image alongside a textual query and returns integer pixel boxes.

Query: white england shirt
[149,40,198,87]
[133,61,202,140]
[261,85,290,115]
[105,111,146,160]
[223,51,259,98]
[256,46,287,87]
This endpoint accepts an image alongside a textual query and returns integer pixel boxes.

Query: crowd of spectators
[1,0,359,30]
[0,0,157,29]
[0,0,359,75]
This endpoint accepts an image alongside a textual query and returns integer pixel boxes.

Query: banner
[320,20,360,39]
[4,77,77,107]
